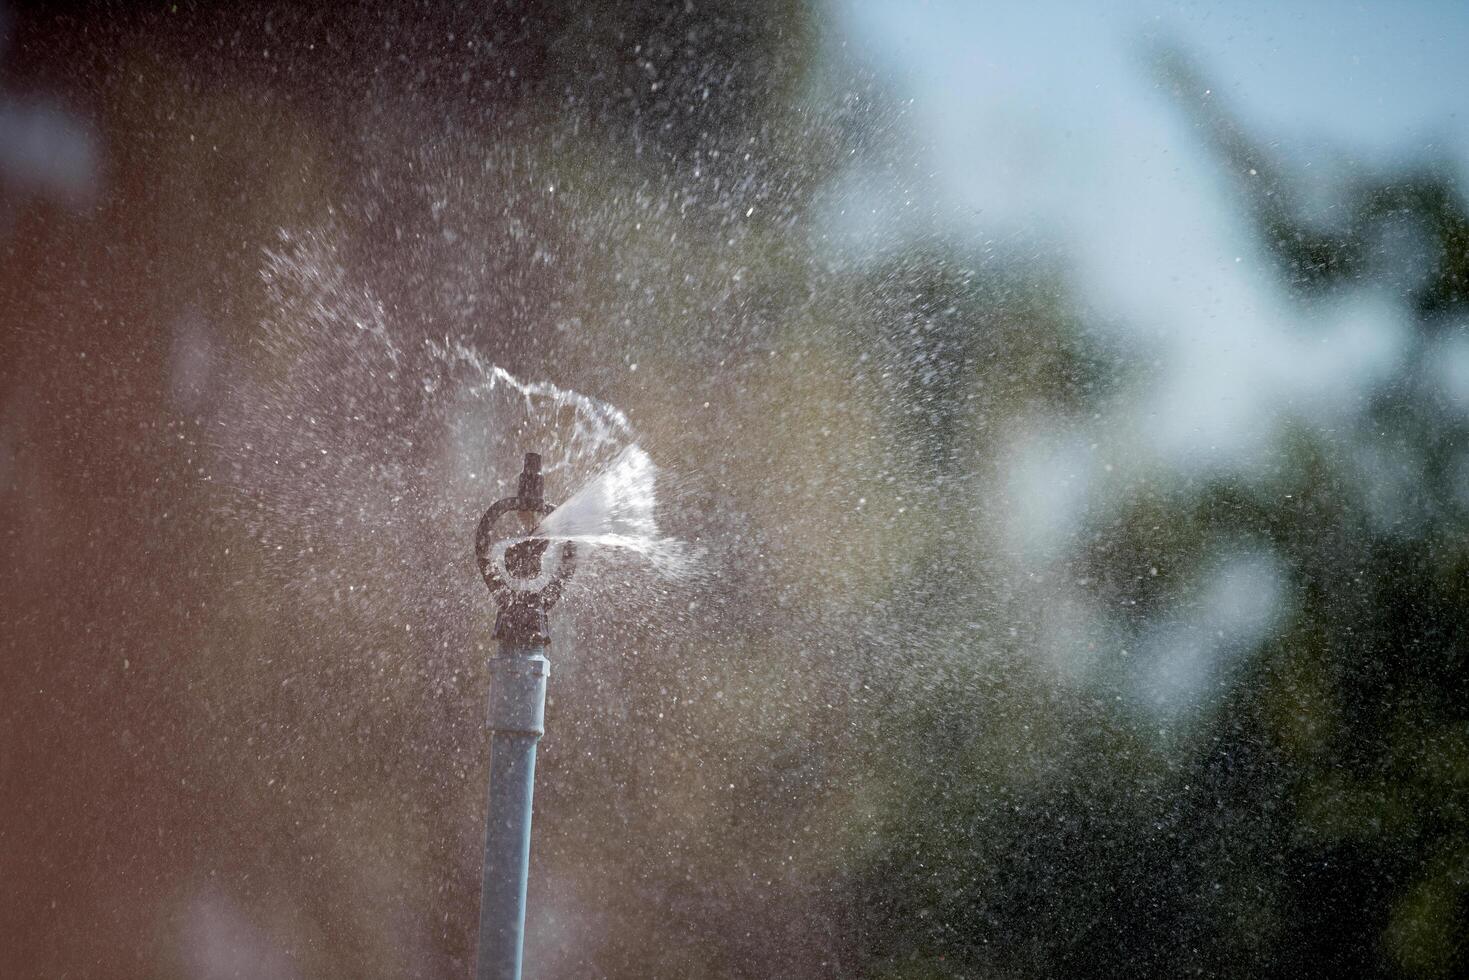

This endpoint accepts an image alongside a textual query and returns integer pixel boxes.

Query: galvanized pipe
[475,645,549,980]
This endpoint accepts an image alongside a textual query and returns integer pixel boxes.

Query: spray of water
[534,446,699,574]
[210,228,699,646]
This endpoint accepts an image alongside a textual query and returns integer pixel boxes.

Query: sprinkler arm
[474,452,576,645]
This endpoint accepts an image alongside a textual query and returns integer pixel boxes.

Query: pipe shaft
[475,646,548,980]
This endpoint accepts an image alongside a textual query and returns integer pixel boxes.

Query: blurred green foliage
[827,47,1469,980]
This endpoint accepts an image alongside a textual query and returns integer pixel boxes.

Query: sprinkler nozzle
[516,452,544,506]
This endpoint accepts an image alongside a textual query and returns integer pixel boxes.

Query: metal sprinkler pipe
[472,452,575,980]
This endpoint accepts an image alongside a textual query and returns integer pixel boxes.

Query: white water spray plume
[533,446,700,576]
[210,229,700,641]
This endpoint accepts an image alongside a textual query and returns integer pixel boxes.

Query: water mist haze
[3,2,1467,978]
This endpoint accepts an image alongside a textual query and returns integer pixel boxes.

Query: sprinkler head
[513,452,544,534]
[475,450,576,646]
[516,452,544,506]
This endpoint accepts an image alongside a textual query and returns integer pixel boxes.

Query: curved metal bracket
[474,494,576,645]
